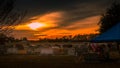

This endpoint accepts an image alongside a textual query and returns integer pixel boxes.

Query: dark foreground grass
[0,55,120,68]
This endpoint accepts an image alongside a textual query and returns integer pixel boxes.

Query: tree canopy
[99,2,120,34]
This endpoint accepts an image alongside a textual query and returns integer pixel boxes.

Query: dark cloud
[14,0,119,30]
[11,0,120,39]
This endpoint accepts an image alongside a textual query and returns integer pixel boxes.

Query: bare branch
[0,0,27,35]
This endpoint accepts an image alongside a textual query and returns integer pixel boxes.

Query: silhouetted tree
[0,0,26,55]
[0,33,8,55]
[99,1,120,33]
[21,37,28,41]
[0,0,26,35]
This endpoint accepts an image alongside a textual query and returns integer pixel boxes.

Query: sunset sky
[11,0,117,40]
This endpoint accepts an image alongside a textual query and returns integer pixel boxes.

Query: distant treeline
[0,33,99,43]
[38,34,99,42]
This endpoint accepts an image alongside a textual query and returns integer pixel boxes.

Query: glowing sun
[28,22,45,30]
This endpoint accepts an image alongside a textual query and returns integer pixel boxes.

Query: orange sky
[12,12,100,40]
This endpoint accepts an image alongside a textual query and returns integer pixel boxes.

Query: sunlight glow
[28,22,45,30]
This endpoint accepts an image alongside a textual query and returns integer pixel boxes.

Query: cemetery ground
[0,55,120,68]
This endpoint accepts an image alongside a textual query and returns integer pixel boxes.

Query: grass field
[0,55,120,68]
